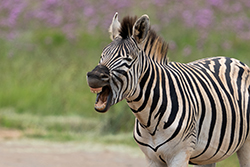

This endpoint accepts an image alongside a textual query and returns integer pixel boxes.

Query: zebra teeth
[90,87,102,94]
[95,101,107,110]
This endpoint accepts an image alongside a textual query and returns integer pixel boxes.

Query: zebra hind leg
[193,164,216,167]
[237,139,250,167]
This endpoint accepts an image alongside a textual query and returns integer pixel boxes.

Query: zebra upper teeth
[90,87,102,94]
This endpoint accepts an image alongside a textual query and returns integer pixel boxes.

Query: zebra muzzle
[87,65,112,112]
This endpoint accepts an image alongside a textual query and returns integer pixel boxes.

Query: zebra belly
[189,137,237,165]
[190,115,249,165]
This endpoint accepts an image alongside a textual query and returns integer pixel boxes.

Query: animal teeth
[91,90,102,93]
[90,87,102,94]
[95,102,107,110]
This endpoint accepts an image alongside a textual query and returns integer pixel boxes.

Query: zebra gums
[87,13,250,167]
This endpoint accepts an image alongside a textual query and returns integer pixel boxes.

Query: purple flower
[231,2,242,13]
[153,0,166,6]
[182,10,194,27]
[116,0,132,9]
[168,40,177,50]
[84,6,95,18]
[207,0,224,7]
[232,16,245,31]
[0,0,26,27]
[0,0,249,42]
[183,46,192,57]
[45,0,58,6]
[195,8,214,28]
[222,41,232,50]
[243,0,250,8]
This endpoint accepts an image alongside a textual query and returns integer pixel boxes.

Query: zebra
[87,12,250,167]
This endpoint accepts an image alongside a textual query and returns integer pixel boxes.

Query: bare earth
[0,129,147,167]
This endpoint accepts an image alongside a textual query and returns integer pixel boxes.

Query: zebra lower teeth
[95,101,107,110]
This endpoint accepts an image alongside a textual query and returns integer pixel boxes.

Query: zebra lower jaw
[90,86,112,113]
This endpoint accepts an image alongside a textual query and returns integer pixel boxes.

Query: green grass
[0,108,240,166]
[0,109,240,166]
[217,153,239,167]
[0,32,103,116]
[0,108,136,146]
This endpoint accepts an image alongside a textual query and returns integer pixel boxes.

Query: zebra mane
[119,16,137,39]
[119,15,169,64]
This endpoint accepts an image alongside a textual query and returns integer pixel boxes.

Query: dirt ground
[0,129,147,167]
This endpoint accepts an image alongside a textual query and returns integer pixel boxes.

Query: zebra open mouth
[89,86,112,112]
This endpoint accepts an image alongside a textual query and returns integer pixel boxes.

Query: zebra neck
[126,56,172,129]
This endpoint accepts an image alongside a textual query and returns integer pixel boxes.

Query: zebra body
[131,57,250,166]
[87,13,250,167]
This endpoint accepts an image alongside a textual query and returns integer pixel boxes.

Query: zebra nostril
[87,72,91,78]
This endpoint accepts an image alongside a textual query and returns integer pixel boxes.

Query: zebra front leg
[237,139,250,167]
[147,159,189,167]
[146,156,189,167]
[146,158,166,167]
[194,163,216,167]
[147,161,166,167]
[167,151,190,167]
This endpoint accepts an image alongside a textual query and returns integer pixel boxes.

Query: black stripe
[163,68,179,129]
[232,66,245,152]
[246,89,250,140]
[133,133,157,152]
[207,59,227,159]
[147,64,160,127]
[136,61,155,112]
[225,58,234,95]
[159,155,166,164]
[132,63,150,103]
[136,119,142,137]
[222,58,236,156]
[151,66,167,135]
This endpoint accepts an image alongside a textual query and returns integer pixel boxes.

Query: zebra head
[87,13,150,112]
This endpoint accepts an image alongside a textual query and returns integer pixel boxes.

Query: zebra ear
[109,12,121,41]
[132,14,150,45]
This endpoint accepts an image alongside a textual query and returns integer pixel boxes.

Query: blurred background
[0,0,250,166]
